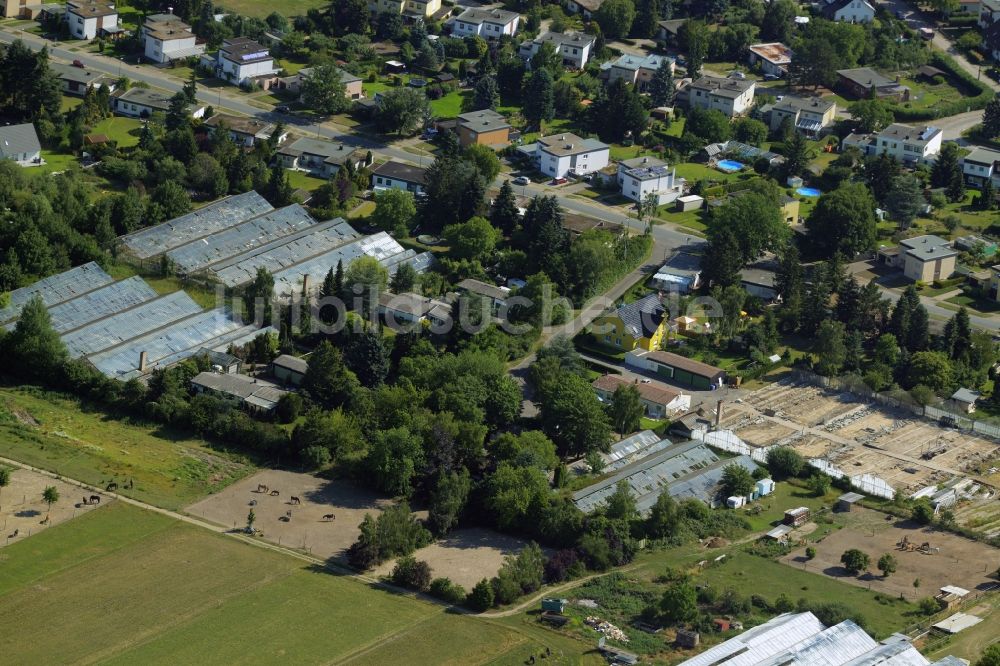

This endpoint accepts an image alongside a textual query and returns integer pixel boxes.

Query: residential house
[270,354,307,386]
[368,0,443,20]
[1,0,27,18]
[520,133,610,179]
[961,145,1000,188]
[592,374,691,418]
[779,195,800,224]
[449,7,519,39]
[0,123,42,166]
[683,76,756,117]
[140,13,203,63]
[378,291,452,328]
[210,37,278,86]
[278,66,363,100]
[204,114,287,147]
[564,0,603,19]
[591,293,667,352]
[767,95,837,137]
[822,0,875,23]
[985,21,1000,62]
[277,138,371,178]
[836,67,910,101]
[747,42,792,78]
[957,0,979,13]
[625,349,726,389]
[601,53,673,90]
[656,18,685,45]
[740,260,780,300]
[897,235,958,282]
[51,62,116,96]
[519,31,596,69]
[456,278,509,315]
[371,161,428,195]
[949,388,980,414]
[981,0,1000,28]
[190,371,289,415]
[651,251,701,293]
[66,0,117,40]
[617,156,685,206]
[455,109,511,148]
[110,87,207,119]
[875,123,943,164]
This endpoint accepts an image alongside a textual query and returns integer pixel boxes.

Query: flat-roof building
[626,349,726,390]
[747,42,792,78]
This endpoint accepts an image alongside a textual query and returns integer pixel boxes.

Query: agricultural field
[0,502,596,665]
[0,386,253,510]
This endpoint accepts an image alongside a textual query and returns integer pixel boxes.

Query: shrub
[391,556,432,591]
[429,577,467,604]
[919,596,941,615]
[467,577,495,611]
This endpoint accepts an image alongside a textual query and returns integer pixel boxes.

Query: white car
[512,176,530,186]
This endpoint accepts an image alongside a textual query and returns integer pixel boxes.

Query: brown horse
[89,495,101,504]
[269,490,280,497]
[256,484,268,493]
[106,482,117,492]
[289,496,301,505]
[322,514,336,522]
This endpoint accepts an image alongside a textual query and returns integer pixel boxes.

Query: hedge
[887,52,995,121]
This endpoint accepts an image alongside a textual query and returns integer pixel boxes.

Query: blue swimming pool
[796,187,821,197]
[717,159,745,173]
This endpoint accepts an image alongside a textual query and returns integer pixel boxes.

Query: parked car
[728,70,746,80]
[274,105,290,113]
[550,177,567,185]
[763,73,781,81]
[512,175,530,185]
[72,59,85,68]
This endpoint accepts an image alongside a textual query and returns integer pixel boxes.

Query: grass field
[0,502,598,664]
[89,116,144,147]
[0,386,252,510]
[214,0,327,17]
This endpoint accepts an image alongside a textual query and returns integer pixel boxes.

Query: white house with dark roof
[51,61,116,96]
[617,156,684,205]
[519,133,610,179]
[876,123,943,164]
[0,123,42,166]
[277,138,372,178]
[66,0,117,40]
[767,95,837,136]
[449,7,519,38]
[600,53,673,90]
[371,161,428,195]
[684,76,756,117]
[456,278,509,315]
[204,114,287,147]
[564,0,603,18]
[981,0,1000,28]
[518,31,596,69]
[961,145,1000,188]
[822,0,875,22]
[111,87,207,119]
[140,13,203,63]
[210,37,277,86]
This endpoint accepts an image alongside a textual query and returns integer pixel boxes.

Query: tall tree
[374,87,429,136]
[522,69,555,127]
[702,228,743,288]
[302,340,358,408]
[594,0,636,39]
[647,58,675,107]
[885,173,924,230]
[678,20,709,78]
[607,384,644,434]
[805,183,877,257]
[931,142,966,202]
[472,74,500,111]
[3,295,67,382]
[490,180,520,235]
[301,64,349,115]
[983,97,1000,138]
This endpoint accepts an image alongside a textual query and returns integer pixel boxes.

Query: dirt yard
[1,468,106,547]
[780,508,1000,599]
[185,470,529,587]
[372,527,532,590]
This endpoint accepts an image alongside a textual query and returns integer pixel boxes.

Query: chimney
[642,157,648,164]
[302,273,310,295]
[715,399,723,428]
[139,350,148,372]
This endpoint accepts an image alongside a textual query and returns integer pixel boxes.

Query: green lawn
[285,169,327,192]
[210,0,327,17]
[674,162,745,183]
[0,386,253,510]
[36,150,79,174]
[89,116,143,147]
[0,502,594,664]
[61,96,83,113]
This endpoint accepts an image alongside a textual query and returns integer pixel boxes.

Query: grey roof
[51,62,110,86]
[3,276,155,334]
[602,53,672,73]
[458,109,511,133]
[0,262,113,325]
[613,292,665,338]
[191,371,287,410]
[824,0,873,17]
[87,308,264,379]
[879,123,941,142]
[372,161,428,185]
[837,67,898,90]
[119,191,274,260]
[772,95,836,115]
[208,219,360,288]
[838,492,864,503]
[166,204,320,274]
[899,234,957,261]
[0,123,41,158]
[62,291,203,358]
[294,67,361,85]
[454,7,519,24]
[537,133,609,157]
[198,348,241,368]
[678,613,828,666]
[620,156,675,181]
[658,251,702,279]
[532,30,595,50]
[689,75,755,98]
[951,387,980,403]
[272,353,308,374]
[457,278,508,300]
[379,291,452,320]
[278,137,362,164]
[754,620,877,666]
[602,430,664,470]
[962,145,1000,165]
[113,87,187,112]
[219,37,272,64]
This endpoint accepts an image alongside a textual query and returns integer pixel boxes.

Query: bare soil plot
[372,527,532,590]
[0,468,105,547]
[781,508,1000,599]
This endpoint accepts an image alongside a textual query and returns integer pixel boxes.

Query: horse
[256,484,268,494]
[89,495,101,505]
[82,496,90,506]
[106,482,117,492]
[322,514,336,522]
[248,499,257,507]
[8,529,18,539]
[269,490,279,496]
[289,496,301,505]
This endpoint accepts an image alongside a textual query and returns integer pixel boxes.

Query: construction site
[710,378,1000,534]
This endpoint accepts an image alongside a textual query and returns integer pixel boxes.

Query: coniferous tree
[648,58,675,108]
[490,180,520,235]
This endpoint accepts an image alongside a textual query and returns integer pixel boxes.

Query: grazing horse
[90,495,101,505]
[269,490,279,496]
[322,514,336,522]
[82,496,90,506]
[106,482,117,492]
[8,529,18,538]
[256,484,268,493]
[289,496,301,505]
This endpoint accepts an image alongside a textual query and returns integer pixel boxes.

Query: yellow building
[369,0,441,18]
[591,293,667,352]
[780,195,800,225]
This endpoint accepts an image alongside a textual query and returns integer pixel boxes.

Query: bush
[429,577,467,604]
[919,596,941,615]
[301,444,331,469]
[467,577,495,611]
[391,556,433,591]
[888,52,994,120]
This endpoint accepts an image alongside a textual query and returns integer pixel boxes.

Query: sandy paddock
[186,469,530,586]
[0,468,106,547]
[781,508,1000,598]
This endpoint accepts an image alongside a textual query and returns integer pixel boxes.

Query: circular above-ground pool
[796,187,821,197]
[716,159,745,173]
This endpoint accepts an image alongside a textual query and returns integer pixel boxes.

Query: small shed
[764,524,792,542]
[783,506,810,527]
[675,629,700,648]
[384,60,406,73]
[675,194,704,212]
[727,496,746,509]
[935,585,970,610]
[932,612,982,634]
[271,354,308,386]
[541,598,567,613]
[713,618,732,632]
[836,492,864,512]
[949,388,980,414]
[756,478,775,496]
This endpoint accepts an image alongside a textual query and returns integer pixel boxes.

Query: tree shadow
[14,509,40,518]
